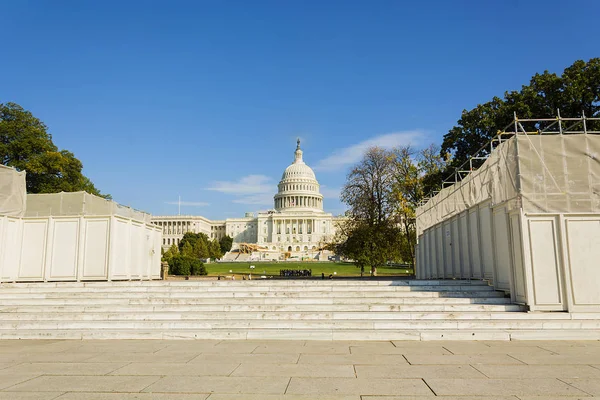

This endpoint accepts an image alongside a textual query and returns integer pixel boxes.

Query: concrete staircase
[0,279,599,340]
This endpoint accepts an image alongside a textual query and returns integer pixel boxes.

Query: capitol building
[152,140,342,259]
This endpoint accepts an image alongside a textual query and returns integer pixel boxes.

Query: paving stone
[253,343,350,354]
[472,364,600,379]
[404,354,524,365]
[84,351,199,363]
[0,352,99,363]
[425,378,589,396]
[9,375,161,392]
[0,373,42,390]
[350,346,450,355]
[560,378,600,395]
[143,376,289,394]
[109,362,239,376]
[231,363,355,377]
[361,397,518,400]
[285,377,433,396]
[508,353,600,365]
[298,354,409,365]
[517,397,595,400]
[208,342,261,353]
[207,395,359,400]
[5,363,127,376]
[355,364,486,379]
[207,396,359,400]
[189,353,300,364]
[69,340,170,353]
[54,394,210,400]
[0,393,65,400]
[537,345,600,355]
[442,343,552,355]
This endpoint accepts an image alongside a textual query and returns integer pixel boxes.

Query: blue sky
[2,0,598,219]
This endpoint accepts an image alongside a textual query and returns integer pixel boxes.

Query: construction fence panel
[562,215,600,312]
[0,165,26,217]
[0,215,161,283]
[468,207,482,279]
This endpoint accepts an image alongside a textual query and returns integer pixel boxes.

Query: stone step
[0,296,512,306]
[0,311,568,321]
[0,303,525,312]
[0,279,489,288]
[2,328,600,341]
[0,286,497,295]
[0,290,503,300]
[0,318,598,330]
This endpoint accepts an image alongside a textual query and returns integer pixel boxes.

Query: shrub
[168,255,206,276]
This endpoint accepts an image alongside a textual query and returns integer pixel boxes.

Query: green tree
[181,241,194,258]
[161,243,179,263]
[209,239,222,260]
[219,235,233,253]
[440,58,600,173]
[335,147,399,276]
[0,102,109,198]
[193,236,210,259]
[391,145,446,264]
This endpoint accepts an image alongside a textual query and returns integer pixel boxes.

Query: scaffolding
[417,113,600,236]
[424,112,600,202]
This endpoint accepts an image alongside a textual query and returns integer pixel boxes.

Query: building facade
[152,140,341,257]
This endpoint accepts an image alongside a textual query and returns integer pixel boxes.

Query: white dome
[281,162,317,181]
[273,139,324,212]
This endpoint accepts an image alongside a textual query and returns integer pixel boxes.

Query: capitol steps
[1,279,600,340]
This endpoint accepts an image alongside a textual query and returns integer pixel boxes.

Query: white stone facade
[152,140,341,255]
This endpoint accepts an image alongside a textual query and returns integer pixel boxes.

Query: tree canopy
[333,145,445,272]
[219,235,233,254]
[0,102,108,198]
[440,58,600,173]
[178,232,223,260]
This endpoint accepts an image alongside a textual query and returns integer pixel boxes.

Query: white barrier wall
[416,135,600,313]
[0,215,161,282]
[417,205,600,312]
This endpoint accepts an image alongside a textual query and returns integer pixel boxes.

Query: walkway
[0,339,599,398]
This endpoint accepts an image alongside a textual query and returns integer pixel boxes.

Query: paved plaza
[0,340,598,399]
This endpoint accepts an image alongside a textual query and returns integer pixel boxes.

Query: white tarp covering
[417,134,600,235]
[25,192,152,223]
[0,165,26,217]
[417,137,519,236]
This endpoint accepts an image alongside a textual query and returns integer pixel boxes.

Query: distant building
[152,140,343,257]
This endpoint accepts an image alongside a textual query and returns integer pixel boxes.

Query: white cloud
[207,175,275,195]
[165,201,209,207]
[207,174,276,206]
[314,131,424,172]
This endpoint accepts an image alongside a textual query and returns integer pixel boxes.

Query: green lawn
[204,261,413,277]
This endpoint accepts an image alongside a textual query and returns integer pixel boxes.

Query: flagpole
[178,195,181,216]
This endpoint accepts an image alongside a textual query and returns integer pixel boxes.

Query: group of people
[279,269,312,277]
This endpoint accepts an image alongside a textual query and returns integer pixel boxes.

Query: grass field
[204,261,413,277]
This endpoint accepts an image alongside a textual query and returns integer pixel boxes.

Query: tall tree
[440,58,600,173]
[219,235,233,253]
[336,147,400,275]
[209,239,222,260]
[391,145,446,264]
[0,102,109,197]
